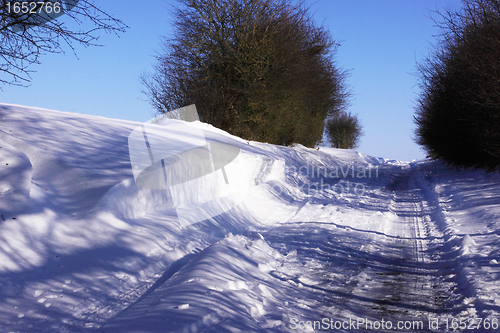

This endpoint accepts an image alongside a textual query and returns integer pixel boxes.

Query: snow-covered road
[1,104,499,332]
[98,165,499,333]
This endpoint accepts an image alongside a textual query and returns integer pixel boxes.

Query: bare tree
[142,0,350,147]
[0,0,127,86]
[325,111,363,149]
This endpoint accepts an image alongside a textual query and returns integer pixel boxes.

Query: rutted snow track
[338,168,448,331]
[98,165,465,333]
[94,160,491,333]
[267,166,460,332]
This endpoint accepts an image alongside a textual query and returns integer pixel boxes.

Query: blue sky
[1,0,463,161]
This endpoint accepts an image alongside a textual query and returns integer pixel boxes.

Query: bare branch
[0,0,128,87]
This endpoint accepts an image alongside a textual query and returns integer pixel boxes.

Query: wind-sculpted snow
[0,136,32,213]
[0,103,499,332]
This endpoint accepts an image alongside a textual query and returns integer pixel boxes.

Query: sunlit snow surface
[0,103,499,333]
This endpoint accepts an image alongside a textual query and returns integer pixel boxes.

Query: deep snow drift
[0,103,499,333]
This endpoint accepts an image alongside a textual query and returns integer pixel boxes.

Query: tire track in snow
[413,164,493,324]
[326,167,456,332]
[374,171,439,319]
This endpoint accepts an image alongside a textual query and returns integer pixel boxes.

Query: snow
[1,103,500,332]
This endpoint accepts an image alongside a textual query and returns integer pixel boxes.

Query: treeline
[415,0,500,170]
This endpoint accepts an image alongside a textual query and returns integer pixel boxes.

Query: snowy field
[0,103,499,333]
